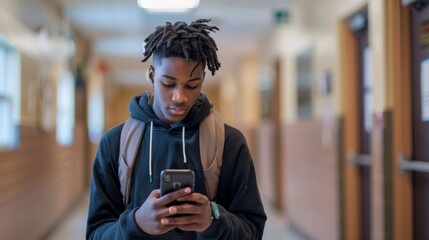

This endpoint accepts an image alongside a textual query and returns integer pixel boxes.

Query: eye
[187,84,199,89]
[161,82,175,88]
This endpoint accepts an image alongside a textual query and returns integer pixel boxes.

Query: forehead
[155,57,204,74]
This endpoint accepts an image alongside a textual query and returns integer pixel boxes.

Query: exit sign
[274,10,290,24]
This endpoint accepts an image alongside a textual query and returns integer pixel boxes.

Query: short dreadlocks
[142,19,221,76]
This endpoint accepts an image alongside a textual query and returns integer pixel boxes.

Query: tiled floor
[44,194,89,240]
[44,193,302,240]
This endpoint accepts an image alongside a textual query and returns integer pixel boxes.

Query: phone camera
[173,182,182,189]
[164,174,171,182]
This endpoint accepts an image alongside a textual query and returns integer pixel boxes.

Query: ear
[146,65,155,86]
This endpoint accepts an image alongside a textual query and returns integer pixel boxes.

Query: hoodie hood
[129,92,213,129]
[128,92,213,183]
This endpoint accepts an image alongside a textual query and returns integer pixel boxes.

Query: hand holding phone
[160,169,195,197]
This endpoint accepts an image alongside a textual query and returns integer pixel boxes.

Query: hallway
[2,1,429,239]
[44,193,300,240]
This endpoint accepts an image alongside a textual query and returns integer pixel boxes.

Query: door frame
[388,1,413,240]
[341,2,414,239]
[339,18,361,240]
[273,58,284,211]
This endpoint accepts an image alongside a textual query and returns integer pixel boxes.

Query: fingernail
[177,197,184,201]
[161,218,169,224]
[184,187,191,193]
[169,207,177,214]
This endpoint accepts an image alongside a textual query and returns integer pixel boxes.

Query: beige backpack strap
[199,110,225,201]
[119,118,145,206]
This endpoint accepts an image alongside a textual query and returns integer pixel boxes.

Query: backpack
[118,110,225,206]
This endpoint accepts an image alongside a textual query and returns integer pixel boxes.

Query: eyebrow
[162,74,202,82]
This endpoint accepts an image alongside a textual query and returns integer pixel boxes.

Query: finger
[174,203,203,215]
[158,204,193,219]
[148,189,161,199]
[161,215,200,226]
[154,207,173,219]
[155,187,192,207]
[177,193,208,204]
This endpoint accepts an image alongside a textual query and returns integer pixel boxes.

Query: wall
[285,120,339,240]
[202,84,220,112]
[267,0,367,123]
[105,83,148,130]
[261,0,370,239]
[219,73,240,125]
[0,125,86,240]
[0,2,88,239]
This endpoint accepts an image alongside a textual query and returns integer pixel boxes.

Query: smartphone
[160,169,195,197]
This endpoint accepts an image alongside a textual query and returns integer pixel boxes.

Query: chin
[163,114,183,124]
[170,116,186,123]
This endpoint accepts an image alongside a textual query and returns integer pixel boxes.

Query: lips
[168,106,188,116]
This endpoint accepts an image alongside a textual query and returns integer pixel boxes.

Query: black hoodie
[87,93,266,239]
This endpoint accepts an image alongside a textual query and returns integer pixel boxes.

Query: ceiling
[20,0,292,86]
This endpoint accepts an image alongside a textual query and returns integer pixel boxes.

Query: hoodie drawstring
[148,123,187,183]
[182,126,187,164]
[149,121,153,183]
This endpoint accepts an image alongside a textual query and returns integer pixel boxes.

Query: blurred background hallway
[1,0,429,239]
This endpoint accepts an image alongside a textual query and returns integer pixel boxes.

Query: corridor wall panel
[0,124,86,240]
[285,119,339,240]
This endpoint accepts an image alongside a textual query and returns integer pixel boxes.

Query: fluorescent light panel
[137,0,199,13]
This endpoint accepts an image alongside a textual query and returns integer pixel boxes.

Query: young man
[86,19,266,239]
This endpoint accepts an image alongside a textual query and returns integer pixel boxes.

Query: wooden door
[356,21,372,240]
[345,8,372,239]
[348,9,372,239]
[410,3,429,239]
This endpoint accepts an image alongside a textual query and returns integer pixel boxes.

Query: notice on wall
[422,59,429,122]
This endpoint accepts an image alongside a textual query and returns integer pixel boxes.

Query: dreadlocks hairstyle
[142,19,221,76]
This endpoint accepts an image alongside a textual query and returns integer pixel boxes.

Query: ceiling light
[137,0,200,13]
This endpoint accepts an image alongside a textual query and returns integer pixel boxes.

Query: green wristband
[210,201,220,219]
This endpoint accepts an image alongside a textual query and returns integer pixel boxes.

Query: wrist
[123,208,149,238]
[200,203,222,236]
[134,208,144,231]
[134,207,150,234]
[210,201,220,220]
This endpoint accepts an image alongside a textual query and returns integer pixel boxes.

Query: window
[0,37,21,149]
[56,70,75,145]
[87,69,105,144]
[363,46,373,133]
[88,91,104,144]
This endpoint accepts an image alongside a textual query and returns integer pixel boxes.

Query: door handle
[348,152,372,166]
[399,154,429,174]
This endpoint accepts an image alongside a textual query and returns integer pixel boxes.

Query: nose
[172,87,187,103]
